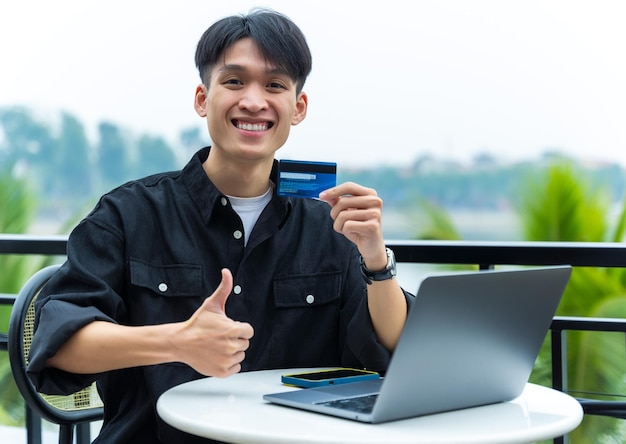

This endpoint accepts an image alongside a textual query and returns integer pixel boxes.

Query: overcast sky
[1,0,625,168]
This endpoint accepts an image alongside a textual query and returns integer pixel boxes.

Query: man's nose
[239,84,268,112]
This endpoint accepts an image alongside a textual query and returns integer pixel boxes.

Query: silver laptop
[263,265,572,423]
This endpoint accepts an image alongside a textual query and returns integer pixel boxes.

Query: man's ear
[291,91,308,126]
[194,84,208,117]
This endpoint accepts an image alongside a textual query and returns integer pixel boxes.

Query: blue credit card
[277,159,337,198]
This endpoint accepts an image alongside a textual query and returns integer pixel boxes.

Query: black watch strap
[360,248,397,285]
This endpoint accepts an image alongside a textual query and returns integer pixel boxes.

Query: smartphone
[281,368,380,388]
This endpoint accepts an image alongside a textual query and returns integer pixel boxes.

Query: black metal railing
[385,239,626,268]
[5,234,626,267]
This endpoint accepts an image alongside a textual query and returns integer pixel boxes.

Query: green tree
[414,160,626,442]
[0,107,58,193]
[97,122,131,189]
[516,162,626,443]
[414,198,462,241]
[517,163,608,243]
[179,126,210,159]
[0,170,40,426]
[135,135,179,178]
[56,112,92,200]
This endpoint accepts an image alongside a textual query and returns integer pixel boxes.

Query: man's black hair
[195,8,312,94]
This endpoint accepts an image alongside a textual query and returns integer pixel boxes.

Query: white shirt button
[158,283,168,292]
[220,197,228,206]
[306,294,315,304]
[233,285,242,295]
[233,230,243,240]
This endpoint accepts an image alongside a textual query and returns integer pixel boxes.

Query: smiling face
[194,38,308,165]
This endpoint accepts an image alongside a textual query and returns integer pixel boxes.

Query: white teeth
[237,122,268,131]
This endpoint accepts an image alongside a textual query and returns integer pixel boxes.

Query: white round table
[157,368,583,444]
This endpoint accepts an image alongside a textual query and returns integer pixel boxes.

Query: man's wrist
[360,248,397,285]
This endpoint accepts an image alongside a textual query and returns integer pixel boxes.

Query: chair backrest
[8,264,104,429]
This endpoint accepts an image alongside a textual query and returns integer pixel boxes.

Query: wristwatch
[360,248,397,285]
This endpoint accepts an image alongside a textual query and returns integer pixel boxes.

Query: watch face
[387,248,396,269]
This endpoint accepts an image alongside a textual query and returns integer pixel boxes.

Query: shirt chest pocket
[270,271,343,367]
[129,259,203,297]
[273,271,342,308]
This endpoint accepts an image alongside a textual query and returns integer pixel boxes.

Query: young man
[28,8,413,443]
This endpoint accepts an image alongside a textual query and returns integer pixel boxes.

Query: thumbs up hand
[175,268,254,377]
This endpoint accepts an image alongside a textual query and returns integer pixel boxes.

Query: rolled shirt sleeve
[28,299,115,394]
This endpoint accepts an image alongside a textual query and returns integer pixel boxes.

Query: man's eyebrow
[217,64,291,77]
[218,64,245,73]
[266,67,291,77]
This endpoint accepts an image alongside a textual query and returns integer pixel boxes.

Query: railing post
[551,329,568,392]
[551,326,569,444]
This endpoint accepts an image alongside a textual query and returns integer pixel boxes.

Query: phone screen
[292,369,372,381]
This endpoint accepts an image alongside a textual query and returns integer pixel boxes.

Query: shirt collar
[182,147,293,225]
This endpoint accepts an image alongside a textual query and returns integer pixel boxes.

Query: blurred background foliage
[414,162,626,443]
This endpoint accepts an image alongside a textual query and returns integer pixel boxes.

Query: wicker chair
[8,264,104,444]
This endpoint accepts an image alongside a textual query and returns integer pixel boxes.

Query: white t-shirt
[227,185,273,246]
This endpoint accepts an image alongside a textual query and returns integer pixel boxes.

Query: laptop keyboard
[317,394,379,414]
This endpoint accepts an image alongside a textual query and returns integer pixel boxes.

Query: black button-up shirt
[28,147,413,443]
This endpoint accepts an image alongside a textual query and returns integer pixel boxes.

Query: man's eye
[224,78,242,86]
[268,82,286,90]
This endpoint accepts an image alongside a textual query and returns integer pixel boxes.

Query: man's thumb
[203,268,233,314]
